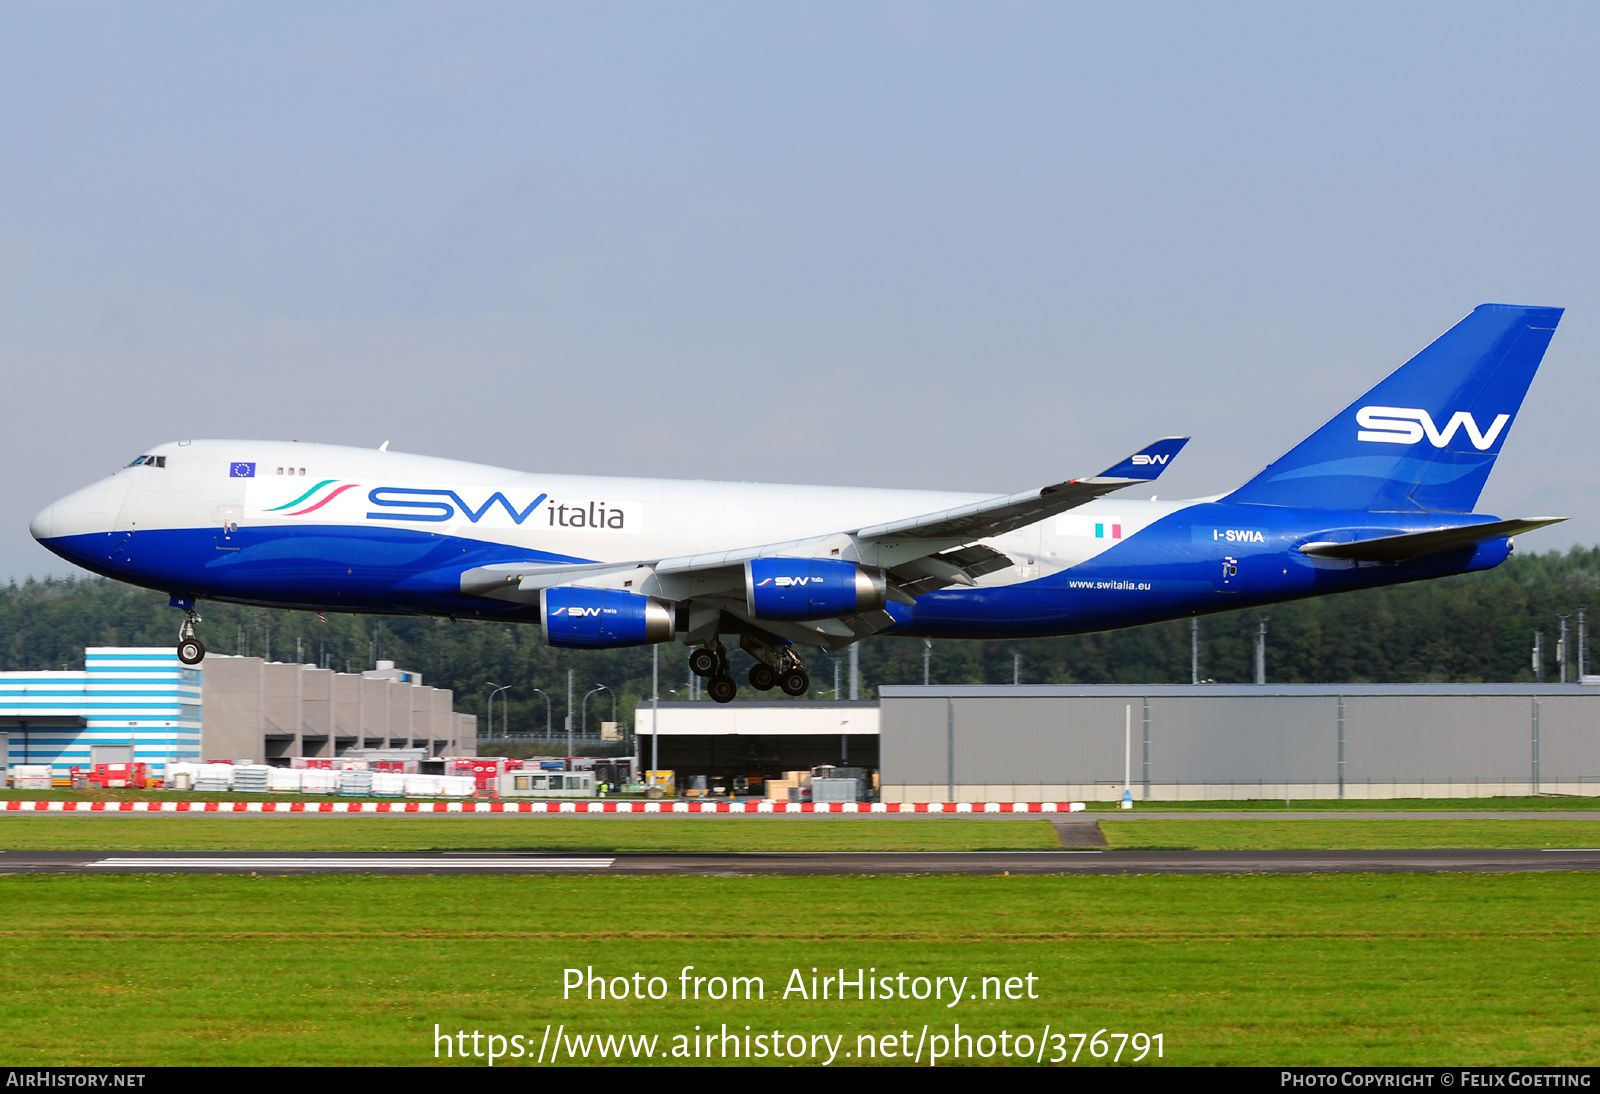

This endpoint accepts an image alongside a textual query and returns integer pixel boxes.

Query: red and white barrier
[1,799,1086,815]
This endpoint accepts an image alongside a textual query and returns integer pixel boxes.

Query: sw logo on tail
[1355,406,1512,450]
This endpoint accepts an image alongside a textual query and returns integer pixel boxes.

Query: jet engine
[744,557,887,621]
[540,586,675,649]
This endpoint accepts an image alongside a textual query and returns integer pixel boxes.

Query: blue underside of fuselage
[39,503,1512,641]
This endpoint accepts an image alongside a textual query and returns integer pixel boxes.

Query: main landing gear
[689,639,810,703]
[172,596,205,666]
[689,641,738,703]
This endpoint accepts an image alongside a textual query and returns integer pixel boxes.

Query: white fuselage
[33,439,1194,588]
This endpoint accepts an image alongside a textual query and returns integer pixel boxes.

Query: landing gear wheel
[176,606,205,665]
[707,674,738,704]
[748,663,777,691]
[779,669,810,697]
[689,648,719,678]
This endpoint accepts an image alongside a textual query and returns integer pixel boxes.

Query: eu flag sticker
[229,462,256,478]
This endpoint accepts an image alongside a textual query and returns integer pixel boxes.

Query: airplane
[30,303,1564,702]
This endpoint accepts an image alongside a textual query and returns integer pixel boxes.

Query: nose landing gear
[171,596,205,665]
[177,613,205,665]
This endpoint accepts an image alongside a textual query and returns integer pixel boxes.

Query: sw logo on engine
[1355,406,1511,450]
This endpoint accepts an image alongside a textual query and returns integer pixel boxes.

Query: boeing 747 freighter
[31,304,1564,701]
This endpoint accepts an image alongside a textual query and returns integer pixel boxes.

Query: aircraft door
[1212,555,1240,595]
[215,505,242,551]
[214,473,248,552]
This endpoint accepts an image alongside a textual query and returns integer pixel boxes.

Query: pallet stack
[232,765,271,793]
[338,770,374,796]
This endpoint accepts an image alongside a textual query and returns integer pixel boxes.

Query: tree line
[3,545,1598,733]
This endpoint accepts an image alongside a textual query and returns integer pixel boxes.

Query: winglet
[1089,437,1190,482]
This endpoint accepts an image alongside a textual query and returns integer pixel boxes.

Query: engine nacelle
[744,557,887,621]
[540,586,675,649]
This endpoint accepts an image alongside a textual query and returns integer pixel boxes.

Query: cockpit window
[125,455,167,468]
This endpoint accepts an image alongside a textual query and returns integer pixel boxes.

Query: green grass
[1,872,1597,1066]
[0,816,1065,852]
[1100,820,1600,850]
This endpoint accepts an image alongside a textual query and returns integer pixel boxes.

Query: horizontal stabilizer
[1298,517,1565,562]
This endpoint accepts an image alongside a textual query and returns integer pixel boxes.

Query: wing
[458,437,1188,647]
[853,436,1189,544]
[649,436,1190,574]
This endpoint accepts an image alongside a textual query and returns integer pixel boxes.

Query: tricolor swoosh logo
[267,480,362,516]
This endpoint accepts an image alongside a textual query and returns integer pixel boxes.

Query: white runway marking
[86,856,616,869]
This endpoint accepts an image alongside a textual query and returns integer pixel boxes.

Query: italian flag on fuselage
[1056,515,1123,540]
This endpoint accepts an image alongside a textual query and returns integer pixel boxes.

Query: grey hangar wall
[876,685,1600,802]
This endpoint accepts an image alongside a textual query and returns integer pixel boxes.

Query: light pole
[923,638,932,686]
[582,684,614,740]
[529,688,553,740]
[485,682,511,740]
[1580,606,1588,680]
[1255,617,1268,685]
[1559,614,1571,684]
[1191,617,1200,684]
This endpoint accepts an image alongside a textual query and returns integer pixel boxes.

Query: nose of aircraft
[31,475,130,547]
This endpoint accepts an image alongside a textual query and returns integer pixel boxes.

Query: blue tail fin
[1226,304,1562,512]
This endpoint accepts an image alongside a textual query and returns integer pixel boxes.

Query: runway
[4,848,1600,876]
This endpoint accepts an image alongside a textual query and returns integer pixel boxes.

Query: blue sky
[3,2,1598,579]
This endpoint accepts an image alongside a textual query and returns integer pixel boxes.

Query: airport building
[2,649,476,775]
[636,684,1600,801]
[635,701,878,778]
[0,648,202,774]
[878,684,1600,802]
[201,656,476,762]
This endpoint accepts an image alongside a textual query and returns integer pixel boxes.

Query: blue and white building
[0,648,201,776]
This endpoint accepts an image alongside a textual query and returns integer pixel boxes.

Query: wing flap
[887,544,1014,597]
